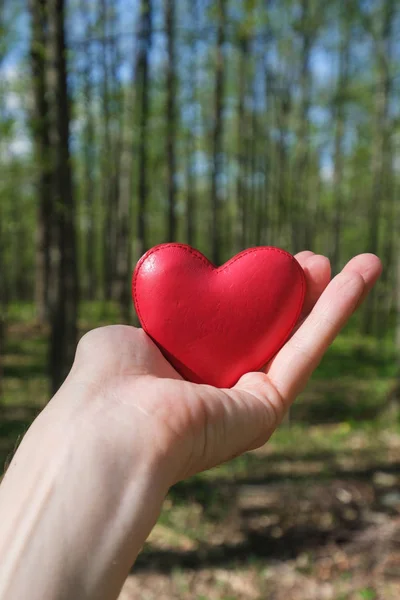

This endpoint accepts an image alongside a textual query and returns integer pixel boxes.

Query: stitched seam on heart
[133,244,212,328]
[133,243,306,370]
[132,244,208,328]
[134,243,302,280]
[217,246,300,274]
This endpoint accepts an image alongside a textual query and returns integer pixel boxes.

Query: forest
[0,0,399,598]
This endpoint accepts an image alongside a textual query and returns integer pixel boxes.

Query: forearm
[0,381,168,600]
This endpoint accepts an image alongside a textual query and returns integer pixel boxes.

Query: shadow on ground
[133,448,400,574]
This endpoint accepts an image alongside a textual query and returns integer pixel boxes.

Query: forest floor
[1,304,399,600]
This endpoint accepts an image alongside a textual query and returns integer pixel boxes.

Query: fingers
[298,254,331,318]
[266,254,382,405]
[342,253,383,310]
[184,253,381,476]
[294,250,315,264]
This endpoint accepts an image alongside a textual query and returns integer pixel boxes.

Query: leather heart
[132,244,305,388]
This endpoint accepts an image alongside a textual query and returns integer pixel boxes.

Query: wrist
[0,375,169,600]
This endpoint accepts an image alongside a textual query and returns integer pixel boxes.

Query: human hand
[69,251,382,485]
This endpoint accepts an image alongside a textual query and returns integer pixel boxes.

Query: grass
[1,302,399,599]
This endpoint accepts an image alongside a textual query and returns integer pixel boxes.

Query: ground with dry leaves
[117,422,400,600]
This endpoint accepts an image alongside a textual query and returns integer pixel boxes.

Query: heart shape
[132,244,306,388]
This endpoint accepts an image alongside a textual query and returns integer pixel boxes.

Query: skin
[0,252,382,600]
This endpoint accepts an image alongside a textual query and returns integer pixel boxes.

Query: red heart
[132,244,305,388]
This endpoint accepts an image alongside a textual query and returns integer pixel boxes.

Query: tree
[29,0,53,324]
[106,4,128,314]
[0,200,5,397]
[0,1,9,395]
[275,81,292,247]
[185,0,200,248]
[331,0,351,275]
[100,0,116,300]
[114,4,138,320]
[363,0,395,334]
[165,0,177,242]
[136,0,153,259]
[79,0,96,300]
[211,0,226,265]
[235,27,250,251]
[291,0,317,253]
[48,0,78,393]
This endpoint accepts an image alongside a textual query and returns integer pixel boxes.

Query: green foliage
[0,0,399,319]
[359,589,377,600]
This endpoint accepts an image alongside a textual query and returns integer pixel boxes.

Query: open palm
[71,251,381,488]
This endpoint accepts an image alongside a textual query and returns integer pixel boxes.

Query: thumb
[181,374,282,479]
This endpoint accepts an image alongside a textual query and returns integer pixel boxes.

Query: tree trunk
[396,231,400,353]
[186,133,195,247]
[331,5,351,275]
[235,34,249,252]
[29,0,53,325]
[374,0,396,337]
[391,207,400,417]
[136,0,152,260]
[186,0,200,248]
[291,0,313,253]
[210,0,226,264]
[109,5,123,301]
[262,69,275,247]
[363,0,394,334]
[80,0,96,301]
[276,86,291,247]
[100,0,117,301]
[114,6,136,321]
[165,0,177,242]
[249,78,258,247]
[48,0,78,394]
[115,85,133,322]
[0,208,6,398]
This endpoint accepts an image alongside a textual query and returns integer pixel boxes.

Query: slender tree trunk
[255,155,264,246]
[363,0,394,334]
[114,6,136,321]
[165,0,177,242]
[0,207,6,398]
[105,6,128,308]
[276,87,291,247]
[115,85,133,321]
[80,0,96,300]
[186,0,200,248]
[396,225,400,353]
[29,0,53,325]
[100,0,116,300]
[292,0,313,253]
[109,4,123,301]
[186,134,195,246]
[249,78,258,246]
[332,6,351,275]
[235,34,248,252]
[375,0,396,336]
[392,195,400,415]
[0,5,9,396]
[263,69,275,246]
[136,0,152,260]
[210,0,226,264]
[48,0,78,394]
